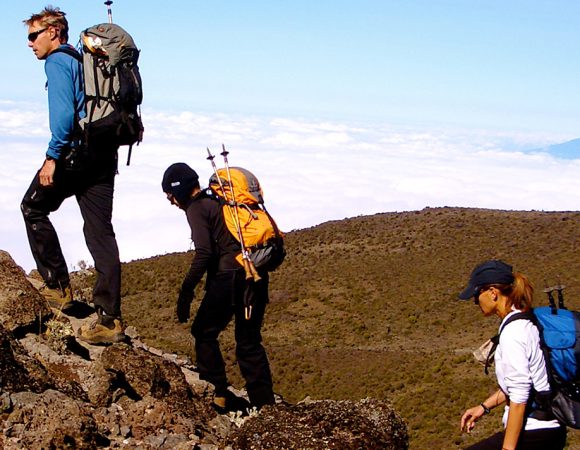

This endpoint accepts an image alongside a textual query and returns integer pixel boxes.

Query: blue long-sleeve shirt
[45,45,85,160]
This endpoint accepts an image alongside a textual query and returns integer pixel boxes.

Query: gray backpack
[55,23,144,165]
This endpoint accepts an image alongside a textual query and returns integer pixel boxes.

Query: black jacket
[181,192,240,292]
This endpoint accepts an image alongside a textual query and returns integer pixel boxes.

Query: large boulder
[0,251,50,332]
[88,345,213,416]
[94,395,207,445]
[0,323,87,402]
[3,389,103,449]
[229,398,409,449]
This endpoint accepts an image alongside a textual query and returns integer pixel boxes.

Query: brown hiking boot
[77,313,126,345]
[40,284,73,311]
[212,391,251,415]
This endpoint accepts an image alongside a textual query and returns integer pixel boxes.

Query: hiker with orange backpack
[161,160,277,413]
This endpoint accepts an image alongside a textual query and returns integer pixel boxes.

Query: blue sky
[6,0,580,131]
[1,1,579,271]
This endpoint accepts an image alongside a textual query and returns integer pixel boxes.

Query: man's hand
[39,158,56,187]
[176,289,194,323]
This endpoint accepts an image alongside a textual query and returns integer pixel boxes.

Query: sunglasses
[28,28,47,42]
[473,286,489,305]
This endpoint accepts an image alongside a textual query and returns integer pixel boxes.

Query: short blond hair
[23,5,69,42]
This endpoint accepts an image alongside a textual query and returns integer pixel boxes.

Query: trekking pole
[555,281,567,310]
[207,147,259,321]
[206,147,241,238]
[207,147,228,198]
[221,144,261,283]
[104,0,113,24]
[543,282,557,314]
[207,147,261,287]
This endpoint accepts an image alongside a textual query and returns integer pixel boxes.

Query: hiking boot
[77,312,126,345]
[40,284,73,311]
[212,391,252,415]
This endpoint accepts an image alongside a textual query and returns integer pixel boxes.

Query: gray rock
[0,391,11,412]
[4,389,103,449]
[0,324,51,393]
[0,250,51,332]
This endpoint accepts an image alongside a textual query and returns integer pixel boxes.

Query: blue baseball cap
[459,260,514,300]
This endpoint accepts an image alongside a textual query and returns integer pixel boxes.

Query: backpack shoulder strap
[51,46,82,63]
[484,311,534,374]
[499,311,535,334]
[204,188,225,205]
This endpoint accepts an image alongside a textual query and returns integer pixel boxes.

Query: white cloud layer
[1,101,578,273]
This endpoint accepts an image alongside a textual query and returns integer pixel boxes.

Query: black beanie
[162,163,199,205]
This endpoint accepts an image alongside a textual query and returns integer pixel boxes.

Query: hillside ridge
[118,206,579,448]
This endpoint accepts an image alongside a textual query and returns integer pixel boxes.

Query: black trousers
[21,148,121,317]
[191,269,275,408]
[465,424,566,450]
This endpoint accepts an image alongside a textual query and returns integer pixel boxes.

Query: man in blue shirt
[21,6,125,345]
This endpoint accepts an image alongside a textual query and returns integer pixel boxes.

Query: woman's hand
[460,404,486,432]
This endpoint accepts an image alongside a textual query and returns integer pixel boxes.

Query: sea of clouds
[1,100,578,273]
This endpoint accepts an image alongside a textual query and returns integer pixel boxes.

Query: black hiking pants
[465,424,566,450]
[191,268,275,409]
[21,146,122,317]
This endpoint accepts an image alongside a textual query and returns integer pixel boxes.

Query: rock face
[5,390,101,449]
[0,250,51,332]
[0,250,409,449]
[0,323,50,394]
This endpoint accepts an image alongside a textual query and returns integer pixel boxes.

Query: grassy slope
[119,207,580,449]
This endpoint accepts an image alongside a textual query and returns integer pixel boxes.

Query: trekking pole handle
[543,283,556,309]
[241,257,260,282]
[246,256,261,281]
[104,0,113,24]
[555,283,567,309]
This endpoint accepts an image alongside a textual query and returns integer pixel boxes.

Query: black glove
[176,288,194,323]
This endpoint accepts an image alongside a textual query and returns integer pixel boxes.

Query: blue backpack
[485,286,580,428]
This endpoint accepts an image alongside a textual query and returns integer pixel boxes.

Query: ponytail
[490,272,534,312]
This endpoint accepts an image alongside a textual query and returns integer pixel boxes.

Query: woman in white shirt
[458,260,566,450]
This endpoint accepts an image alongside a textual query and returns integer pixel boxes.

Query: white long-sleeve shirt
[495,309,561,430]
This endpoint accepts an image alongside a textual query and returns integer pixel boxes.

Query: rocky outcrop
[0,323,50,394]
[4,390,101,449]
[0,251,50,332]
[0,250,409,449]
[228,398,408,449]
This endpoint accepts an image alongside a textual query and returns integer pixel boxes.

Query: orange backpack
[209,167,285,272]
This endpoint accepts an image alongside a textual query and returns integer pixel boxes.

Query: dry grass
[116,207,580,449]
